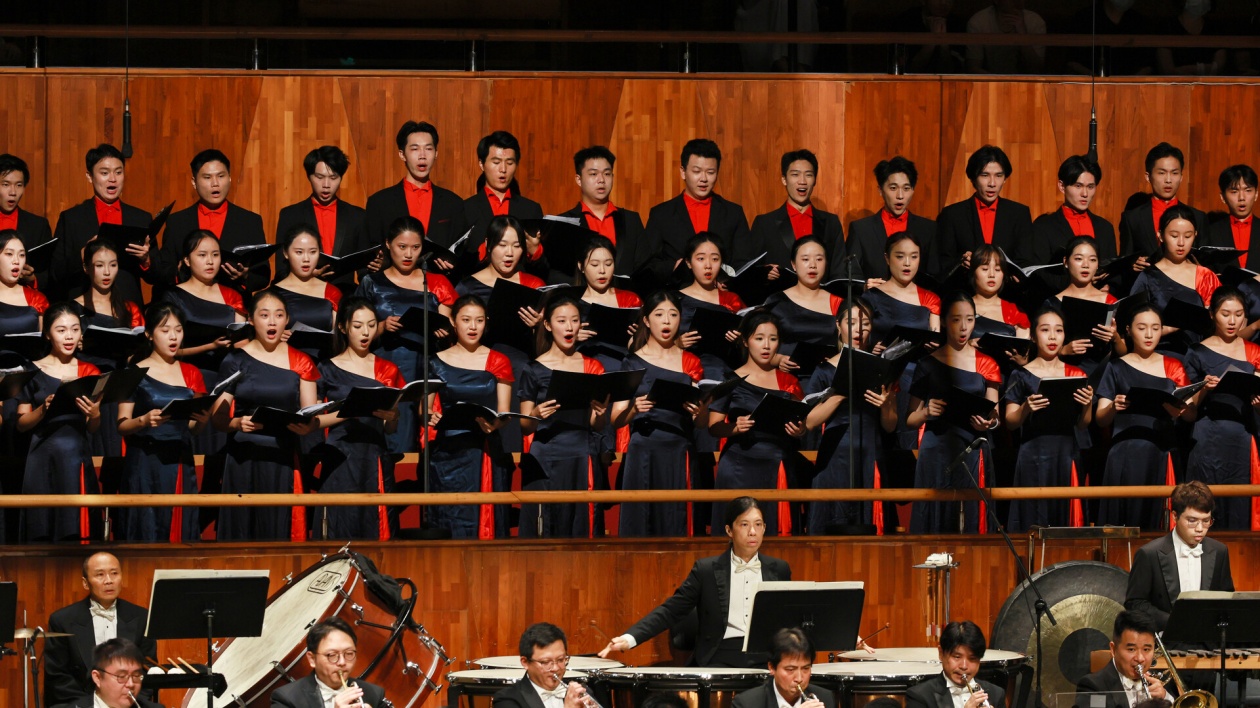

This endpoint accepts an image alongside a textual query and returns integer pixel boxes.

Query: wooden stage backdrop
[2,533,1259,706]
[2,70,1259,246]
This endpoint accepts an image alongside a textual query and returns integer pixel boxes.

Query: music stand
[1164,591,1260,704]
[743,581,865,653]
[146,570,270,708]
[0,581,15,648]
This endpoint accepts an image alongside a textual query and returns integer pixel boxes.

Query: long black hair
[177,229,221,283]
[629,290,684,352]
[332,296,377,355]
[128,303,185,366]
[534,295,583,355]
[81,239,134,324]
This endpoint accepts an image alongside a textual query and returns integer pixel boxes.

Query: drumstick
[176,656,200,674]
[863,623,891,643]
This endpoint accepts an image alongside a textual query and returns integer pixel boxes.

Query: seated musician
[1075,611,1169,708]
[271,617,386,708]
[906,621,1006,708]
[51,638,162,708]
[733,627,836,708]
[492,622,600,708]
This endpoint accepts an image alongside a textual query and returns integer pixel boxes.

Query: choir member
[116,303,208,542]
[707,309,806,536]
[1211,164,1258,268]
[312,297,406,540]
[211,289,320,541]
[354,216,456,453]
[936,145,1034,274]
[560,145,652,278]
[1057,237,1121,376]
[1119,143,1214,263]
[744,149,845,279]
[763,236,845,365]
[905,293,1000,534]
[50,144,154,303]
[160,149,270,293]
[0,232,47,521]
[463,131,544,245]
[1003,306,1094,531]
[846,156,937,285]
[1031,155,1117,264]
[1095,305,1191,529]
[612,291,704,537]
[16,303,102,542]
[1182,287,1260,530]
[272,223,342,358]
[968,244,1029,338]
[518,296,610,538]
[0,154,52,287]
[366,121,468,255]
[804,299,897,532]
[1130,205,1220,348]
[275,145,373,294]
[426,295,514,539]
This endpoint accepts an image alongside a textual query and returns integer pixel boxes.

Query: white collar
[773,683,802,708]
[731,551,760,565]
[1170,531,1199,556]
[1113,661,1139,689]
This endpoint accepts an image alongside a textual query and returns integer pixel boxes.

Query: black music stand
[1165,592,1260,705]
[0,581,14,648]
[146,571,270,708]
[743,581,865,653]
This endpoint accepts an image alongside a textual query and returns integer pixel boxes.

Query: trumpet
[551,671,604,708]
[797,682,819,702]
[963,674,991,708]
[1153,631,1218,708]
[1136,664,1154,702]
[339,669,365,707]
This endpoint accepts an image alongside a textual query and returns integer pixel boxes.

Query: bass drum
[990,560,1129,708]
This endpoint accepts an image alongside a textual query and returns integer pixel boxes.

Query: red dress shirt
[683,193,711,234]
[788,204,814,239]
[197,202,229,237]
[975,196,998,244]
[403,180,434,231]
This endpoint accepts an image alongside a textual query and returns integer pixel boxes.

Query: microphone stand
[419,250,437,499]
[845,254,856,500]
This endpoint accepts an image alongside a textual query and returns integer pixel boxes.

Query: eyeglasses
[1181,516,1213,529]
[320,650,358,662]
[95,669,144,684]
[527,656,571,669]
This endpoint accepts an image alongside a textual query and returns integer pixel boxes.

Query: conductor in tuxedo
[159,149,269,293]
[365,121,468,257]
[44,552,157,707]
[936,145,1034,276]
[0,153,53,286]
[275,145,373,295]
[1031,155,1117,265]
[51,638,164,708]
[1075,611,1169,708]
[1125,481,1234,634]
[599,497,791,668]
[905,621,1006,708]
[559,146,651,279]
[1119,143,1214,266]
[464,130,544,244]
[1210,164,1259,269]
[744,149,845,280]
[271,617,387,708]
[846,156,937,285]
[49,144,154,303]
[732,627,837,708]
[491,622,602,708]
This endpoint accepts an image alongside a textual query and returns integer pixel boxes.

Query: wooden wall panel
[0,74,47,217]
[607,79,709,217]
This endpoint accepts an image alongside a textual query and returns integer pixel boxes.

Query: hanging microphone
[121,99,134,159]
[1085,107,1098,163]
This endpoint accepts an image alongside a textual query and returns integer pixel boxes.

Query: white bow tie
[90,604,116,622]
[948,683,969,697]
[1181,545,1203,558]
[540,687,566,701]
[734,559,761,573]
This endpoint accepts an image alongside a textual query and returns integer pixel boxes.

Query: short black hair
[780,149,818,177]
[1145,142,1185,174]
[723,496,764,528]
[93,637,145,671]
[681,139,721,169]
[1219,164,1259,194]
[86,144,125,171]
[1112,611,1158,642]
[940,620,987,658]
[0,153,30,183]
[306,617,357,653]
[303,145,350,177]
[396,121,440,151]
[965,145,1012,183]
[518,622,567,658]
[874,156,918,188]
[1058,155,1102,185]
[478,131,522,163]
[769,627,814,667]
[191,149,231,176]
[574,146,616,174]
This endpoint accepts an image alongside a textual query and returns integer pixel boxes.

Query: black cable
[121,0,133,159]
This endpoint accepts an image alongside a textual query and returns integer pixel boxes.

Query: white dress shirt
[1170,531,1203,594]
[93,693,111,708]
[89,599,118,647]
[530,678,566,708]
[725,552,762,639]
[1115,662,1142,708]
[944,674,969,708]
[774,683,803,708]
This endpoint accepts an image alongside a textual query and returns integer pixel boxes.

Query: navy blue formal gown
[805,358,885,532]
[1130,265,1219,352]
[1003,365,1088,531]
[1183,342,1260,530]
[577,290,642,467]
[74,300,144,459]
[273,283,339,359]
[0,286,48,541]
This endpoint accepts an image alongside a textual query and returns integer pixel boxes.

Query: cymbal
[13,628,74,639]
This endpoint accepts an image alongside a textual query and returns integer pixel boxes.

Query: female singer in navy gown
[355,216,456,454]
[763,236,846,361]
[15,304,102,542]
[116,304,209,542]
[273,223,341,358]
[518,296,611,538]
[426,294,515,539]
[708,310,806,536]
[1002,307,1095,531]
[611,291,705,537]
[1095,305,1192,528]
[905,293,1001,534]
[804,299,898,532]
[969,244,1029,338]
[211,289,321,541]
[1057,237,1122,376]
[1182,287,1260,530]
[1130,205,1220,350]
[312,297,405,541]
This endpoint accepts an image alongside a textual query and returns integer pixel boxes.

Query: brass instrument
[963,674,991,708]
[1136,664,1154,702]
[1154,632,1218,708]
[339,669,365,707]
[551,671,604,708]
[797,682,819,702]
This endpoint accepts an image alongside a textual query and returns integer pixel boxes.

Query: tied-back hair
[1157,204,1199,236]
[736,308,780,355]
[81,239,132,323]
[178,229,222,284]
[0,229,26,253]
[884,230,921,257]
[629,290,684,352]
[1209,285,1245,316]
[42,301,81,339]
[128,303,186,366]
[835,298,874,351]
[790,235,827,264]
[332,296,377,355]
[1120,302,1162,348]
[534,295,583,356]
[451,293,488,321]
[723,496,764,528]
[483,215,526,272]
[280,222,321,254]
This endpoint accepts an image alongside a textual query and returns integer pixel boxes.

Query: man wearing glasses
[52,638,160,708]
[1125,481,1235,637]
[272,618,385,708]
[494,622,600,708]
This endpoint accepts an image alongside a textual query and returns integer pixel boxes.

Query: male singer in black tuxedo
[846,156,937,284]
[44,552,158,707]
[0,153,53,286]
[159,149,269,293]
[1210,164,1259,269]
[492,622,604,708]
[51,638,165,708]
[743,149,844,279]
[936,145,1033,276]
[559,145,650,279]
[905,621,1006,708]
[1030,155,1117,265]
[732,628,837,708]
[365,121,468,253]
[1119,142,1215,265]
[1075,611,1170,708]
[271,617,386,708]
[49,144,154,303]
[464,130,544,243]
[275,145,372,295]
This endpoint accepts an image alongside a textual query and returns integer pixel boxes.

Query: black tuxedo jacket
[846,211,938,281]
[463,189,544,244]
[270,673,386,708]
[365,180,469,248]
[491,676,547,708]
[559,202,651,279]
[10,207,53,287]
[744,203,846,280]
[733,680,837,708]
[625,551,791,666]
[159,202,270,293]
[905,674,1005,708]
[645,193,752,280]
[274,197,370,292]
[1118,199,1213,258]
[936,197,1033,277]
[1030,209,1118,265]
[1208,217,1260,270]
[1124,533,1234,632]
[1075,662,1131,708]
[44,598,157,707]
[52,697,163,708]
[50,198,153,302]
